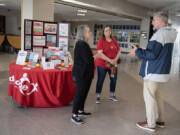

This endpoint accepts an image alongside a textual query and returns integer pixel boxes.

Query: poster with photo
[33,21,43,35]
[46,35,57,47]
[33,36,46,46]
[59,23,69,36]
[33,47,43,57]
[44,23,57,34]
[25,20,32,35]
[59,37,68,47]
[25,35,32,50]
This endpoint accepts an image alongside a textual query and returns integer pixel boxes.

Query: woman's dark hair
[102,25,113,40]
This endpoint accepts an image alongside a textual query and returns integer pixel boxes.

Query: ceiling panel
[0,0,20,10]
[54,4,133,21]
[126,0,180,9]
[1,0,180,10]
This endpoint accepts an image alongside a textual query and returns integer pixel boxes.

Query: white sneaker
[109,96,119,102]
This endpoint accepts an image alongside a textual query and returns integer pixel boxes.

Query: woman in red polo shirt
[95,26,121,104]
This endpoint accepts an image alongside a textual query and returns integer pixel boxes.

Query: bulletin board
[24,19,70,55]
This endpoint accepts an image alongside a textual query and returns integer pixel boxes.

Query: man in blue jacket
[129,11,177,133]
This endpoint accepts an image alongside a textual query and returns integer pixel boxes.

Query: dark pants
[72,77,92,114]
[96,66,117,94]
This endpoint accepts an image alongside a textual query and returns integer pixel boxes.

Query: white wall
[139,17,151,48]
[169,13,180,77]
[33,0,54,21]
[6,16,17,35]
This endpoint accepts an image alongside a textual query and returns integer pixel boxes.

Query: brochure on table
[16,48,73,70]
[16,51,28,65]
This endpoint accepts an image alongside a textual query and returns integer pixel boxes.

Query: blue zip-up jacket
[136,26,177,82]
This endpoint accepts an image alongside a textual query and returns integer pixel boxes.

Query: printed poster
[59,23,69,36]
[25,35,32,50]
[59,37,68,47]
[33,36,46,46]
[25,20,32,34]
[44,23,57,34]
[33,47,43,57]
[33,21,43,35]
[46,35,57,47]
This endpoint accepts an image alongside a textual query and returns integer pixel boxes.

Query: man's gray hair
[154,11,168,24]
[76,25,89,41]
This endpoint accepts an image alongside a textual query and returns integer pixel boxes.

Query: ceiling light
[0,3,5,6]
[77,13,85,16]
[78,9,87,13]
[176,14,180,17]
[61,0,98,8]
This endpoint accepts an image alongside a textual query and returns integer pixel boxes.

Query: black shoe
[71,115,83,125]
[96,97,100,104]
[78,111,92,117]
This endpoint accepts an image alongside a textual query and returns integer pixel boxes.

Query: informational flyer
[16,51,27,65]
[47,47,59,58]
[33,36,46,46]
[44,23,57,34]
[59,23,69,36]
[25,35,32,50]
[33,47,43,57]
[59,37,68,47]
[33,21,43,35]
[29,52,39,62]
[42,62,55,70]
[25,20,32,35]
[46,35,57,47]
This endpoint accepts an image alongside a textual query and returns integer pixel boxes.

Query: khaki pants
[143,80,164,128]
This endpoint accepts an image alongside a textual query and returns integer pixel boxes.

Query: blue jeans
[96,66,117,94]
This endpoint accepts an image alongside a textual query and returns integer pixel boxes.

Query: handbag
[117,58,121,64]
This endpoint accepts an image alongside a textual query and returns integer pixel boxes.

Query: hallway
[0,52,180,135]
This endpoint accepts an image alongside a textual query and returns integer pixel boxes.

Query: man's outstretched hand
[128,44,138,57]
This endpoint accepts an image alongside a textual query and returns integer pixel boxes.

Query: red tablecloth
[8,62,76,108]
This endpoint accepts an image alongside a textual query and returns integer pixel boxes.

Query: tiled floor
[0,52,180,135]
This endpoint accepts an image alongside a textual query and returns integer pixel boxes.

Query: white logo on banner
[9,73,38,95]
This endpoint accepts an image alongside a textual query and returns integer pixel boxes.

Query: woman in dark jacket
[71,25,100,125]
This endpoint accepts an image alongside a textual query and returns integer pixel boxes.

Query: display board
[24,19,70,54]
